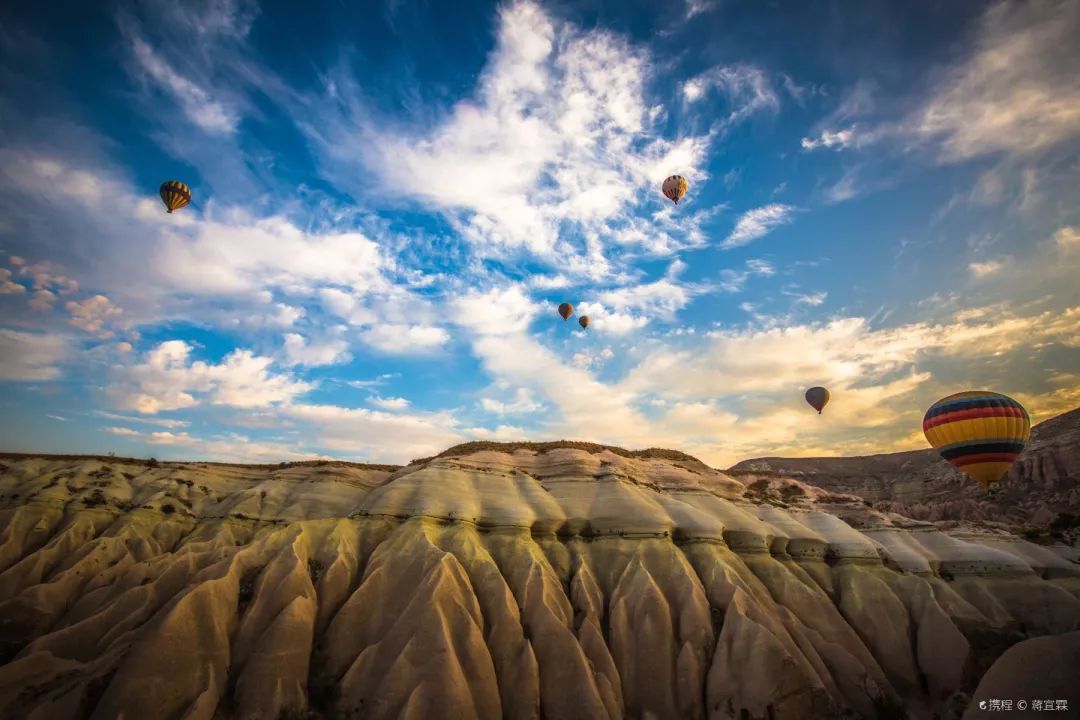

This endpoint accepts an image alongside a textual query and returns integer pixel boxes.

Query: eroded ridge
[0,450,1077,719]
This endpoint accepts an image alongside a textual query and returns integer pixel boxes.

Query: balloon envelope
[922,390,1030,488]
[805,386,830,414]
[558,302,574,320]
[662,175,688,204]
[159,180,191,214]
[578,315,590,329]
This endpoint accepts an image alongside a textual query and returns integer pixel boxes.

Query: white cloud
[281,403,464,463]
[130,37,239,134]
[65,295,123,337]
[571,347,615,370]
[681,65,779,126]
[683,0,714,20]
[0,268,24,294]
[29,290,56,311]
[0,329,69,381]
[282,332,351,367]
[113,340,311,414]
[479,387,544,415]
[360,324,450,354]
[800,127,855,151]
[95,411,189,429]
[1053,226,1080,250]
[528,274,572,290]
[793,291,827,306]
[102,425,316,463]
[969,260,1005,278]
[369,396,411,411]
[718,259,775,293]
[624,304,1080,401]
[913,2,1080,161]
[301,0,712,269]
[105,426,141,437]
[825,167,859,203]
[465,425,530,441]
[346,373,399,390]
[267,303,304,327]
[722,204,796,249]
[158,213,391,297]
[817,4,1080,162]
[452,285,539,336]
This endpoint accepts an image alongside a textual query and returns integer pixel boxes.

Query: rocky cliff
[0,446,1078,720]
[729,408,1080,532]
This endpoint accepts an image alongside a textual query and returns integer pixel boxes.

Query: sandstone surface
[0,446,1077,719]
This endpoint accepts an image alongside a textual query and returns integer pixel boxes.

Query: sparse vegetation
[870,692,908,720]
[409,440,703,466]
[237,569,259,615]
[307,557,324,584]
[145,458,159,468]
[779,483,807,498]
[83,489,108,507]
[1050,512,1080,533]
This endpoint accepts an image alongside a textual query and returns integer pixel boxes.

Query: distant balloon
[922,390,1030,488]
[662,175,688,205]
[805,386,830,414]
[558,302,574,321]
[578,315,590,329]
[159,180,192,214]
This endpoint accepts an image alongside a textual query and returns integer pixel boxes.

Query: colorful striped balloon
[159,180,192,214]
[922,390,1030,488]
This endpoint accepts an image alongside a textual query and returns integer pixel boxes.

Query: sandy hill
[0,445,1078,719]
[729,407,1080,532]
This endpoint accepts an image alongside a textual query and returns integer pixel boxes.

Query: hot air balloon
[579,316,590,329]
[558,302,574,321]
[922,391,1030,488]
[662,175,688,205]
[159,180,192,214]
[805,386,830,414]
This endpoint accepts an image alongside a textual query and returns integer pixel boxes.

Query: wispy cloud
[805,3,1080,163]
[800,127,855,151]
[369,396,411,411]
[717,259,775,292]
[297,1,713,273]
[129,37,240,135]
[722,204,796,249]
[912,1,1080,161]
[1054,226,1080,251]
[681,65,780,127]
[969,259,1005,278]
[0,329,69,381]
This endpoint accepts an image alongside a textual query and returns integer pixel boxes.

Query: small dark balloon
[578,316,590,329]
[805,386,830,414]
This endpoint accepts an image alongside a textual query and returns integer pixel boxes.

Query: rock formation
[0,445,1078,719]
[729,407,1080,532]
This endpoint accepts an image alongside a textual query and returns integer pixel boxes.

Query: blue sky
[0,0,1077,465]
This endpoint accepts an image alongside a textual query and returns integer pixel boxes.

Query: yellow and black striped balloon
[662,175,688,204]
[159,180,191,214]
[922,390,1030,488]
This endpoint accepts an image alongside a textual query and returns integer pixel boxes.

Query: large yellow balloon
[922,390,1030,487]
[159,180,192,214]
[662,175,688,204]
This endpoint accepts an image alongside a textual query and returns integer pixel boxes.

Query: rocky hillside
[729,407,1080,531]
[0,447,1078,719]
